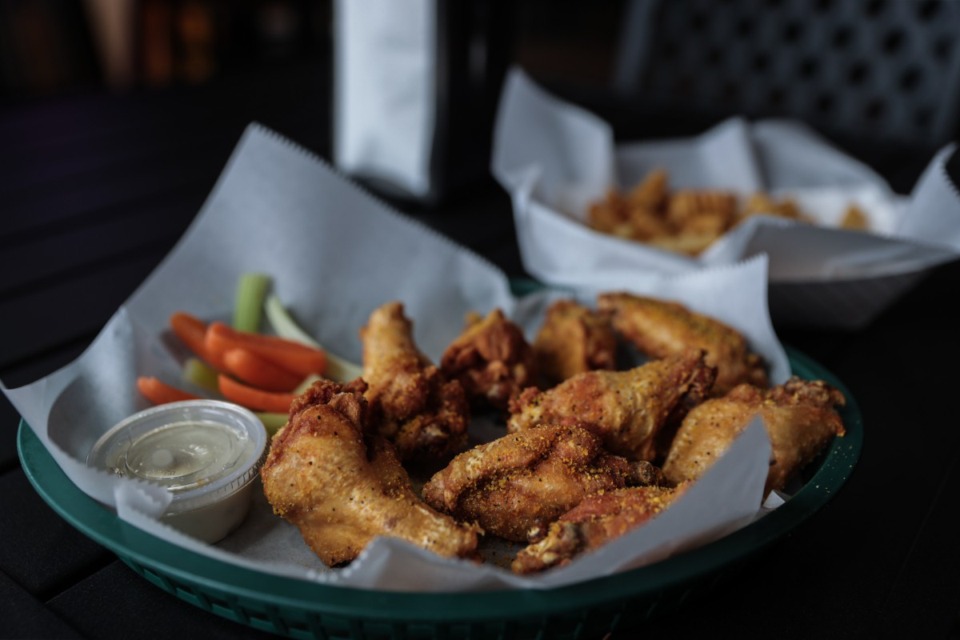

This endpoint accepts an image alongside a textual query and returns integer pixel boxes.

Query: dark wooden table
[3,58,959,640]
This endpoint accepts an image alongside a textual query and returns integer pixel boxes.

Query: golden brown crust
[507,349,717,462]
[421,423,657,542]
[532,299,618,387]
[511,484,685,574]
[360,301,470,462]
[259,296,846,571]
[261,379,480,566]
[585,169,860,255]
[597,291,768,395]
[662,377,846,494]
[440,308,537,411]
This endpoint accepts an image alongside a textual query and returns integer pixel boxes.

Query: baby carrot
[205,322,327,378]
[218,374,297,414]
[137,376,200,405]
[264,294,363,383]
[222,348,302,392]
[169,312,225,370]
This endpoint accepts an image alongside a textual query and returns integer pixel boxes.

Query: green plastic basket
[18,346,862,640]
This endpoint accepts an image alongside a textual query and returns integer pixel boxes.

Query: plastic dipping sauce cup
[87,400,268,543]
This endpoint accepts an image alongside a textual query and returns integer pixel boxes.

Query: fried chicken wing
[507,349,716,462]
[532,299,617,387]
[260,379,480,566]
[662,377,846,495]
[511,484,685,574]
[439,308,537,411]
[360,301,470,463]
[422,423,662,542]
[597,292,768,394]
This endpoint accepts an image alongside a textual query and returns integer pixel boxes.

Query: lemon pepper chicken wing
[531,299,618,387]
[597,292,768,395]
[360,301,470,463]
[422,423,663,542]
[439,308,537,411]
[260,379,480,566]
[507,349,716,462]
[511,484,686,574]
[662,377,846,495]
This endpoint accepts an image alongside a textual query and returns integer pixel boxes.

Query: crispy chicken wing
[439,308,537,411]
[360,301,470,463]
[511,484,685,574]
[260,379,480,566]
[507,349,716,462]
[597,292,768,395]
[422,423,662,542]
[532,299,618,387]
[662,377,846,495]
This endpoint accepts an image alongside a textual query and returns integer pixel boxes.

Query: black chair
[611,0,960,191]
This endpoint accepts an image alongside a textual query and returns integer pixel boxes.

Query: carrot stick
[137,376,200,405]
[265,294,363,383]
[218,374,296,413]
[169,312,225,370]
[222,348,302,392]
[205,322,326,378]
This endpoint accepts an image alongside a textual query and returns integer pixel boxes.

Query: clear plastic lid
[87,400,268,512]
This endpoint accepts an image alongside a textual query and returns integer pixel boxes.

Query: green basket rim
[17,345,862,628]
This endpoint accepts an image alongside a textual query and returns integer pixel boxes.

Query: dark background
[3,2,960,639]
[0,1,623,102]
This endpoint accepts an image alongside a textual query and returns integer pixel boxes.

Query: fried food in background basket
[587,168,871,255]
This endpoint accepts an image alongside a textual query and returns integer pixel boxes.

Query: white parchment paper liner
[5,123,790,592]
[492,68,960,329]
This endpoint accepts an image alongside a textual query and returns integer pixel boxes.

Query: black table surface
[3,58,960,640]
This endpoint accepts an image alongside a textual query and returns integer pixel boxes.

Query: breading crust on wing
[440,308,537,411]
[261,378,480,566]
[422,423,662,542]
[511,484,685,574]
[360,301,470,463]
[532,299,618,387]
[597,291,768,394]
[507,348,717,462]
[662,377,846,494]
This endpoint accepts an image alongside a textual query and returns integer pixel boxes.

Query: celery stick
[324,353,364,384]
[264,294,320,346]
[264,294,364,382]
[233,273,271,332]
[294,374,324,394]
[182,357,219,391]
[255,412,287,437]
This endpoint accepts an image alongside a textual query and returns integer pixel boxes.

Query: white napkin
[4,123,787,592]
[332,0,437,199]
[492,67,960,329]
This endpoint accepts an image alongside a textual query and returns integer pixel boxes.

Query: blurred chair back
[613,0,960,149]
